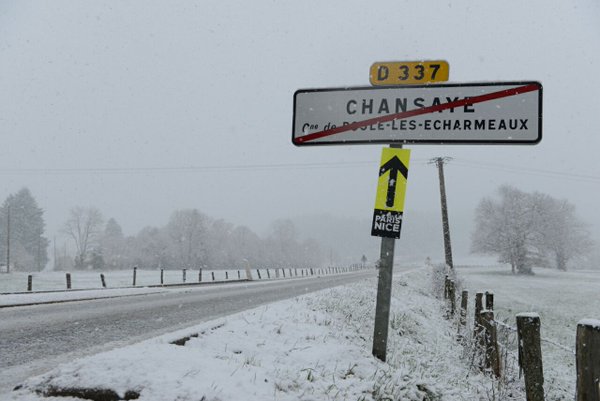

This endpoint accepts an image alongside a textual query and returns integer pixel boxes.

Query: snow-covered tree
[471,186,541,274]
[167,209,209,268]
[100,218,128,269]
[0,188,49,271]
[62,207,104,269]
[531,193,593,270]
[472,186,594,274]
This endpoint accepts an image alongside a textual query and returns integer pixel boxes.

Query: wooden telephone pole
[431,157,454,270]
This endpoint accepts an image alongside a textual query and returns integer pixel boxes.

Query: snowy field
[0,267,319,293]
[458,265,600,400]
[5,265,593,400]
[9,266,518,401]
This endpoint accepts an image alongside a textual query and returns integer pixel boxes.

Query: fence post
[485,291,494,311]
[238,270,241,279]
[282,269,286,278]
[132,266,137,286]
[182,268,186,283]
[256,269,262,279]
[516,313,544,401]
[100,273,106,288]
[480,310,501,377]
[294,268,298,277]
[447,279,456,317]
[161,268,164,285]
[473,292,484,340]
[66,273,71,290]
[444,274,449,299]
[226,271,229,280]
[27,274,32,291]
[267,269,270,279]
[459,290,468,338]
[211,271,215,281]
[199,268,202,282]
[289,268,292,277]
[576,319,600,401]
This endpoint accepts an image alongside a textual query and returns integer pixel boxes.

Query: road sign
[370,60,449,86]
[371,148,410,239]
[292,81,542,146]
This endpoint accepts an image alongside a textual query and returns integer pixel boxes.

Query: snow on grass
[458,265,600,400]
[8,267,501,401]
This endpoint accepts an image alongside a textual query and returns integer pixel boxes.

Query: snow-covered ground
[9,266,512,401]
[458,265,600,400]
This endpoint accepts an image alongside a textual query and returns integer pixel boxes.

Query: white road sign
[292,82,542,145]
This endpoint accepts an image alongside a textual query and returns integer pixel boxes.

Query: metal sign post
[371,146,410,361]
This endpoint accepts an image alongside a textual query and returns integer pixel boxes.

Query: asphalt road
[0,270,375,393]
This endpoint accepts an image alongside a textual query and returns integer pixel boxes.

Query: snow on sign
[372,148,410,239]
[292,81,542,145]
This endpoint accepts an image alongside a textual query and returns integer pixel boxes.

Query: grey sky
[1,1,599,256]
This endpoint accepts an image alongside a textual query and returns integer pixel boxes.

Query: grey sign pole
[372,144,401,362]
[372,235,395,361]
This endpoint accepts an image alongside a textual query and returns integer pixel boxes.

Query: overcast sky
[1,1,599,255]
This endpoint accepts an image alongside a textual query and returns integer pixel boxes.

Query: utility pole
[430,157,454,270]
[5,203,10,273]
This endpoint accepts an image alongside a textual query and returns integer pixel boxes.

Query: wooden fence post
[225,271,229,280]
[160,268,164,285]
[211,271,215,281]
[459,290,468,337]
[132,266,137,286]
[256,269,261,279]
[27,275,32,291]
[100,273,106,288]
[238,270,241,279]
[485,291,494,311]
[447,279,456,317]
[480,310,501,377]
[516,313,544,401]
[444,274,449,299]
[182,268,186,283]
[66,273,71,290]
[267,269,270,279]
[473,292,484,340]
[199,269,202,282]
[576,319,600,401]
[294,268,298,277]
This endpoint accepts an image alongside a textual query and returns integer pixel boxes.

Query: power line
[0,159,432,175]
[450,158,600,183]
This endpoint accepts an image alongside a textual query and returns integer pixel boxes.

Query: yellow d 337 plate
[370,60,449,86]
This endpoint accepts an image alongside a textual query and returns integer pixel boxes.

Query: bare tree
[62,207,104,269]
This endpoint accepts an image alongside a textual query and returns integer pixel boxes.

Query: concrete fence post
[516,313,544,401]
[576,319,600,401]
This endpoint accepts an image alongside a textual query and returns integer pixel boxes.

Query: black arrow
[379,156,408,208]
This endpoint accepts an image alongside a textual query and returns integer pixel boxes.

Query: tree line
[471,185,593,274]
[0,188,326,271]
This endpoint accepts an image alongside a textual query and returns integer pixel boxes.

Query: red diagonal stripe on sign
[295,83,540,144]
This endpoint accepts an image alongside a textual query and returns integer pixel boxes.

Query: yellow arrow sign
[372,148,410,239]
